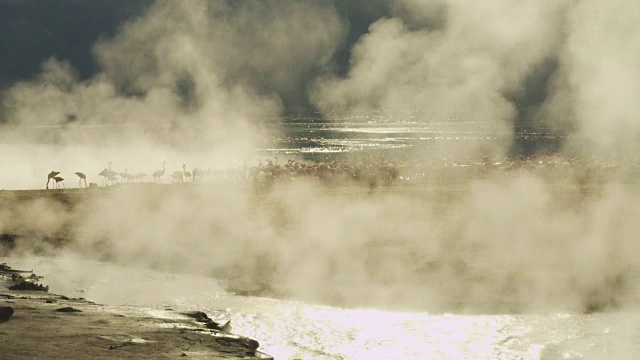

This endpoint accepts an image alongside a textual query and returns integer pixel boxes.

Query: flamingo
[153,161,166,183]
[171,166,183,183]
[192,167,202,183]
[119,169,134,183]
[98,168,109,186]
[183,164,192,183]
[108,163,119,185]
[99,162,116,187]
[47,171,60,189]
[75,172,88,188]
[53,176,65,189]
[171,172,182,183]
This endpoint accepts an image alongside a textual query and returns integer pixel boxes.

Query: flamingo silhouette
[75,172,87,188]
[183,164,192,183]
[134,173,147,182]
[119,168,134,183]
[192,167,202,183]
[153,161,166,183]
[47,171,60,189]
[171,172,182,183]
[53,176,65,189]
[99,162,116,187]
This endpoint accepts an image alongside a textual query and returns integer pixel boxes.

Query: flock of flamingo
[45,161,204,189]
[43,153,640,190]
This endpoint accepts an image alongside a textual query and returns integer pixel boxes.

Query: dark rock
[27,274,43,281]
[8,281,49,292]
[0,306,14,320]
[0,262,33,274]
[215,336,259,351]
[182,311,231,331]
[109,343,128,350]
[55,307,82,313]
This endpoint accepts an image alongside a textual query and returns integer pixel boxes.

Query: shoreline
[0,263,273,359]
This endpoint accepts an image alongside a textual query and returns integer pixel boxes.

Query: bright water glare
[8,256,640,360]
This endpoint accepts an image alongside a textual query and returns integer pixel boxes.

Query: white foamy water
[6,255,640,360]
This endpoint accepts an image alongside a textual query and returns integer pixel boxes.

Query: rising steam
[312,0,571,160]
[1,0,345,186]
[2,0,640,314]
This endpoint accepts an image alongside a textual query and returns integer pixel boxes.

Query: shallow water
[7,255,640,360]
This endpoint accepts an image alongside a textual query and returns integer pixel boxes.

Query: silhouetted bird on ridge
[47,171,60,189]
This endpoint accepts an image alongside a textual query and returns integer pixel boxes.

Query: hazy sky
[0,0,390,111]
[0,0,556,120]
[0,1,152,85]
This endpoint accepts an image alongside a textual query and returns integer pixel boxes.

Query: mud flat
[0,264,273,359]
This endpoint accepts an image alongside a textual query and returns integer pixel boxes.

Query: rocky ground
[0,263,273,359]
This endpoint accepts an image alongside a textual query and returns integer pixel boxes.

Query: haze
[1,0,640,314]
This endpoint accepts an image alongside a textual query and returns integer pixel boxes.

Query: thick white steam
[1,0,346,182]
[2,0,640,316]
[312,0,569,159]
[541,0,640,157]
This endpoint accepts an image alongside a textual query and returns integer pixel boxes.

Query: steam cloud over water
[312,0,571,159]
[1,0,345,172]
[2,0,640,314]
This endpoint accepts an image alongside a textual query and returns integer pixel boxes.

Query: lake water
[263,116,563,162]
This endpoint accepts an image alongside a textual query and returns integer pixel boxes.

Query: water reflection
[266,119,563,160]
[237,308,518,360]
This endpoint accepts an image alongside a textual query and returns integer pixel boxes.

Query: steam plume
[2,0,346,162]
[540,0,640,158]
[3,0,640,316]
[312,0,570,159]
